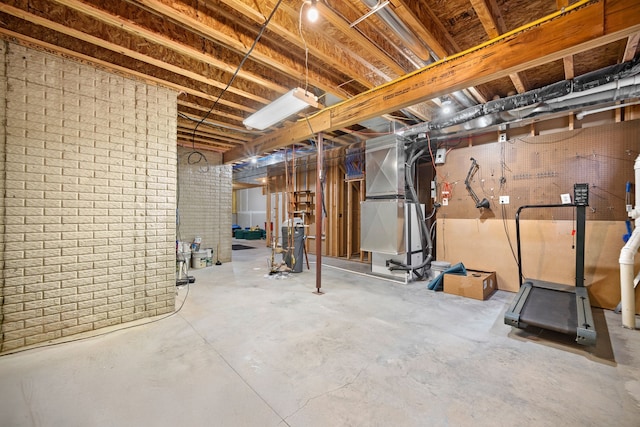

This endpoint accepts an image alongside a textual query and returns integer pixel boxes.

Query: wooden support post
[568,113,575,130]
[315,133,324,294]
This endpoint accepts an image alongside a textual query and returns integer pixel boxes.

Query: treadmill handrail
[515,203,577,288]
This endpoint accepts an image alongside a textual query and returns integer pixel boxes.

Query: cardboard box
[443,270,497,300]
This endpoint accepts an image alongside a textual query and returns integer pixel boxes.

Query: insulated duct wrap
[399,54,640,139]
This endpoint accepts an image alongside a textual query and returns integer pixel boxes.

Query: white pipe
[620,229,640,329]
[557,74,640,103]
[576,100,640,120]
[619,154,640,329]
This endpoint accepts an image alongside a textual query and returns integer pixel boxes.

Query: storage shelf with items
[292,190,315,220]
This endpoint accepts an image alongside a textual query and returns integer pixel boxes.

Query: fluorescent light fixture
[243,88,320,130]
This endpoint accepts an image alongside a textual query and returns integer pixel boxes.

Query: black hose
[387,143,436,277]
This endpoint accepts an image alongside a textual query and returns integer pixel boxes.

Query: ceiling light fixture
[243,88,320,130]
[441,97,453,114]
[307,0,319,22]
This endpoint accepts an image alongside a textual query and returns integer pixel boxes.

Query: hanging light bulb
[307,0,319,23]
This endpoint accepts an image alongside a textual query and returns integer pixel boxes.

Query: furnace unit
[360,135,424,283]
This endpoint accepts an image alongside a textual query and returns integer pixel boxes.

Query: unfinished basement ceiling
[1,0,639,165]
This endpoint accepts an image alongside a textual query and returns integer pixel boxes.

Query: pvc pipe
[619,154,640,329]
[620,228,640,329]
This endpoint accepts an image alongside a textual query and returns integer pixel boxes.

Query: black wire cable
[0,284,191,357]
[501,203,522,280]
[191,0,284,142]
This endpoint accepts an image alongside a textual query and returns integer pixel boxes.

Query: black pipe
[387,144,436,276]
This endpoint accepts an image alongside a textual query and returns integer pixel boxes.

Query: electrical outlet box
[434,148,447,164]
[499,133,507,143]
[499,196,509,204]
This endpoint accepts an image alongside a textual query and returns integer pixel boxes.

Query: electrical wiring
[190,0,284,140]
[425,132,453,201]
[298,1,313,93]
[0,284,192,357]
[178,112,262,135]
[501,203,521,277]
[0,2,287,358]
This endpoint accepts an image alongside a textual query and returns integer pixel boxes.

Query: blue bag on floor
[427,262,467,291]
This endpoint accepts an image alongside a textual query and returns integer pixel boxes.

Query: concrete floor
[1,242,639,426]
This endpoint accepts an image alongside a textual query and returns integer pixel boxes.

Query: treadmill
[504,183,597,346]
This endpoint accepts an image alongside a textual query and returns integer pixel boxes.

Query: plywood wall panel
[436,120,639,221]
[436,219,640,312]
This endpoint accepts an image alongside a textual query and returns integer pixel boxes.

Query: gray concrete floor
[1,241,639,426]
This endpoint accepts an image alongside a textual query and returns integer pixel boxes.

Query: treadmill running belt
[519,286,578,335]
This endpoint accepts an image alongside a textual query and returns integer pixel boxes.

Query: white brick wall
[0,41,178,352]
[177,147,232,263]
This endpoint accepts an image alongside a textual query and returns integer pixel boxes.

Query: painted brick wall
[177,147,232,264]
[0,41,178,352]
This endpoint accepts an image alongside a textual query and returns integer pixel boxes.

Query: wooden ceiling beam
[558,2,575,81]
[130,0,342,97]
[176,131,239,148]
[317,2,406,78]
[509,72,530,94]
[224,0,640,163]
[177,128,240,146]
[471,0,528,93]
[466,86,489,104]
[0,25,252,118]
[177,119,251,143]
[388,0,459,60]
[563,55,575,79]
[177,139,226,153]
[176,112,248,133]
[319,0,418,76]
[0,2,257,113]
[469,0,506,39]
[622,32,640,62]
[217,0,380,91]
[53,0,287,97]
[177,100,245,123]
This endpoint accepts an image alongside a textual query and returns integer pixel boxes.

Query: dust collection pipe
[619,154,640,329]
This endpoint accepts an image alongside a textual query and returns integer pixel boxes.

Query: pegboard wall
[435,120,640,221]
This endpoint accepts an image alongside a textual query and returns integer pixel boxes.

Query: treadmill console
[574,183,589,206]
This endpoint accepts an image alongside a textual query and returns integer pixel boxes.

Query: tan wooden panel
[436,121,640,221]
[435,218,640,312]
